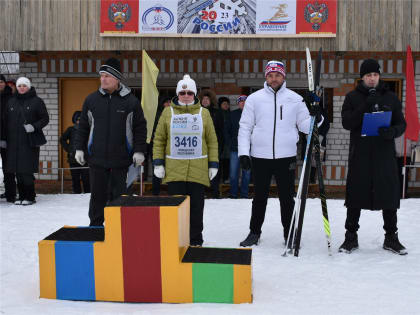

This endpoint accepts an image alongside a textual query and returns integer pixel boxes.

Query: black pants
[167,181,205,245]
[210,172,220,198]
[16,173,35,201]
[69,162,90,194]
[250,157,296,239]
[1,148,16,201]
[345,208,398,235]
[220,158,230,182]
[89,165,127,226]
[152,174,161,195]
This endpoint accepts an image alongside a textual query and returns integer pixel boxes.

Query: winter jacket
[75,84,147,169]
[342,80,406,210]
[5,87,49,173]
[238,81,312,159]
[1,85,13,142]
[227,108,243,152]
[60,111,82,164]
[206,105,224,157]
[153,97,219,187]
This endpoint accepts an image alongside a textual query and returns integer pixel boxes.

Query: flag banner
[404,45,420,142]
[100,0,336,37]
[100,0,139,34]
[141,50,160,144]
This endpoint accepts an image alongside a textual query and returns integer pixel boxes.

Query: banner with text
[100,0,336,37]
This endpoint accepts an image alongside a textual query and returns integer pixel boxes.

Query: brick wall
[13,51,420,186]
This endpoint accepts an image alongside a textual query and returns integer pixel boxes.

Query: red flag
[404,45,420,141]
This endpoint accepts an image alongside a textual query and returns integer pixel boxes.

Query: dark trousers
[16,173,35,201]
[89,165,127,226]
[250,157,296,239]
[167,181,205,245]
[69,162,90,194]
[220,158,230,182]
[210,172,220,198]
[345,208,398,235]
[1,148,16,201]
[152,174,161,196]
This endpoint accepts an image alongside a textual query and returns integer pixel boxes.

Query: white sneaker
[22,200,35,206]
[14,200,22,205]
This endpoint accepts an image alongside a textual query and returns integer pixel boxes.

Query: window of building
[0,51,19,74]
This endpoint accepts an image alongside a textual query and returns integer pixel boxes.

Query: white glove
[209,168,218,181]
[0,140,6,148]
[75,150,85,166]
[133,152,145,167]
[23,124,35,133]
[154,165,165,179]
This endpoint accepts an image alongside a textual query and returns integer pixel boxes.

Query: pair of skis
[283,47,332,257]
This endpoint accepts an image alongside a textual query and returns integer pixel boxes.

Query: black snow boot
[338,231,359,253]
[383,233,407,255]
[240,232,260,247]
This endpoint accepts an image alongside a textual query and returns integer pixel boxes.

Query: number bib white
[168,107,205,160]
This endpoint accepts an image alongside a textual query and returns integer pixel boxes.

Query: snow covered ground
[1,194,420,315]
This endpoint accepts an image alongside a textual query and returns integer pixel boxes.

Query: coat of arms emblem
[304,1,329,31]
[108,2,131,29]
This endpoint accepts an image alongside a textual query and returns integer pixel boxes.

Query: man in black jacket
[75,58,147,226]
[60,111,90,194]
[0,74,17,202]
[340,59,407,255]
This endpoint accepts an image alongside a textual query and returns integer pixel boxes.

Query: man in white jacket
[238,60,322,247]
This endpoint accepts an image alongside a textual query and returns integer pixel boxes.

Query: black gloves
[309,104,323,124]
[240,155,251,170]
[378,127,396,140]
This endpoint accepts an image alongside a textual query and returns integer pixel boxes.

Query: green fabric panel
[192,263,233,303]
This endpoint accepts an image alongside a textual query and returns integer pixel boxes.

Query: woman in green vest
[153,74,219,246]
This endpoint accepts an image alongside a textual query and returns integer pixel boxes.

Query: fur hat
[360,59,380,78]
[265,60,286,77]
[0,74,6,83]
[16,77,31,89]
[99,57,123,81]
[176,74,197,95]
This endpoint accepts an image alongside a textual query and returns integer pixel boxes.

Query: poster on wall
[177,0,256,35]
[100,0,336,37]
[296,0,337,34]
[100,0,139,34]
[139,1,178,34]
[256,0,296,35]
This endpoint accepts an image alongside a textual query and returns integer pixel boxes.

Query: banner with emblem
[100,0,139,34]
[100,0,336,37]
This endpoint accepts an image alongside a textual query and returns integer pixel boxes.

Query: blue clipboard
[361,111,392,137]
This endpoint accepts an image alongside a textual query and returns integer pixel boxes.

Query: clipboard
[361,111,392,137]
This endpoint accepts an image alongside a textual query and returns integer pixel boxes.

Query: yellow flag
[141,50,159,143]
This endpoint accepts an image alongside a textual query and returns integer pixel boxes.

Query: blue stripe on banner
[55,241,96,301]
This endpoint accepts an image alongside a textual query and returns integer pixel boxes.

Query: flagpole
[402,133,407,199]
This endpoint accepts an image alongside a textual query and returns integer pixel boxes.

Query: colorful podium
[38,196,252,303]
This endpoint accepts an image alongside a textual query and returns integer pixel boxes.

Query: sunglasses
[179,91,194,96]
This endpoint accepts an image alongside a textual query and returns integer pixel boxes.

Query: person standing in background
[219,96,231,185]
[5,77,49,205]
[0,74,16,203]
[60,110,90,194]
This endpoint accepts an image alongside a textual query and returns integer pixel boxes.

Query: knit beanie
[265,60,286,77]
[16,77,31,89]
[99,57,123,81]
[176,74,197,95]
[360,59,380,78]
[237,95,247,104]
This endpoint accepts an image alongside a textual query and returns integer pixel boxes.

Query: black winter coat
[5,87,49,173]
[341,81,406,210]
[1,85,13,141]
[60,125,79,164]
[227,108,242,152]
[75,84,147,169]
[206,106,224,157]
